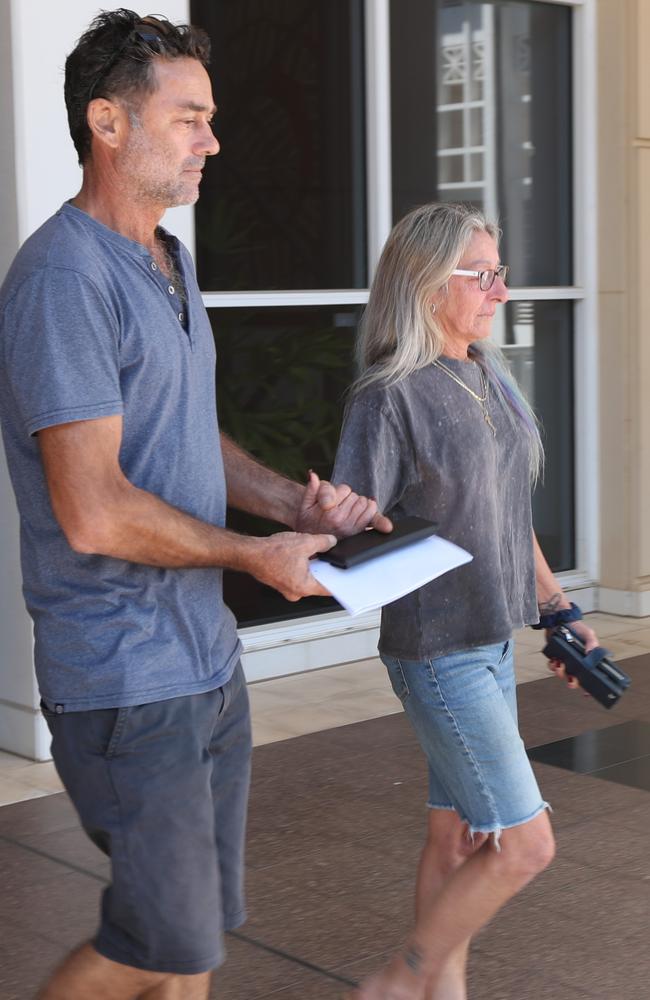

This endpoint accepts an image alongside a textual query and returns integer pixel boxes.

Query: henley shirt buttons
[150,261,158,271]
[178,312,185,323]
[168,285,175,295]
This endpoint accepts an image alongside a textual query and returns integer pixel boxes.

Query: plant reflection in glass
[212,308,356,484]
[207,306,359,625]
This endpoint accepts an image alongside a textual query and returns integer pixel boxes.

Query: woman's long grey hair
[353,202,543,481]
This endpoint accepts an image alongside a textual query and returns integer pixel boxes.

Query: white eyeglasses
[451,264,509,291]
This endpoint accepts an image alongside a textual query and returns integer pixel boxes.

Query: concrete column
[0,0,190,759]
[598,0,650,615]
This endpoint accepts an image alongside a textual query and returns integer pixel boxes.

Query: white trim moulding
[201,290,370,309]
[364,0,392,279]
[571,0,599,586]
[201,287,585,309]
[239,608,380,655]
[506,287,583,301]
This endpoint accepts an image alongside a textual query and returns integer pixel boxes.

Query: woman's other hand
[546,618,599,689]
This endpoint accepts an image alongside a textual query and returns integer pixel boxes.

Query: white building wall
[0,0,190,759]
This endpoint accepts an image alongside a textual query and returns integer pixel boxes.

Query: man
[0,10,389,999]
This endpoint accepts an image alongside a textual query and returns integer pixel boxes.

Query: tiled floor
[2,612,649,806]
[248,612,650,746]
[1,613,650,998]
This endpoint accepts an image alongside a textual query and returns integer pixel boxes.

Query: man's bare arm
[38,416,334,601]
[219,432,303,525]
[219,432,392,536]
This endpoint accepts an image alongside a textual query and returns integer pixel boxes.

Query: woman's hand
[295,470,392,538]
[546,618,599,689]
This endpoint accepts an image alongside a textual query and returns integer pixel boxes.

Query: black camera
[542,625,631,709]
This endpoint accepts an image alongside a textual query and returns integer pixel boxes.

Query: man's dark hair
[64,8,211,164]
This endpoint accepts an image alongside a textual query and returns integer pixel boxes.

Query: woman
[333,202,598,1000]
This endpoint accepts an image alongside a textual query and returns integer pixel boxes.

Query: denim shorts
[382,641,548,839]
[41,661,252,975]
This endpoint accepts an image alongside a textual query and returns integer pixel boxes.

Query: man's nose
[197,125,220,157]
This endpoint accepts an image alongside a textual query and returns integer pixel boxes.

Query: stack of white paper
[309,535,472,616]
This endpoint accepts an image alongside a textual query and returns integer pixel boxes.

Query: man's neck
[71,169,164,254]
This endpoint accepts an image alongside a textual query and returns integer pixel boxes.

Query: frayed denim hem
[426,801,456,812]
[425,799,552,851]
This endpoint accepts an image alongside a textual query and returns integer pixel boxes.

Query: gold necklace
[432,359,497,437]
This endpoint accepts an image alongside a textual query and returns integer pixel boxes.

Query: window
[211,305,360,625]
[191,0,586,629]
[391,0,576,568]
[391,0,572,286]
[194,1,366,291]
[503,299,575,570]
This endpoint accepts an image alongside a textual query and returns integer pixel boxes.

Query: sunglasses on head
[87,17,172,102]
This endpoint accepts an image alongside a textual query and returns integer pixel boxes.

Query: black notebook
[317,516,438,569]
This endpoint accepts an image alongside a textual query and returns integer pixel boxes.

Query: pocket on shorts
[103,706,131,760]
[39,701,130,760]
[383,656,410,701]
[498,639,512,664]
[82,705,132,760]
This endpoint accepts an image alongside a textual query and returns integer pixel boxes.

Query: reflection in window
[208,306,359,626]
[437,6,490,197]
[500,300,575,571]
[391,0,572,286]
[191,0,367,292]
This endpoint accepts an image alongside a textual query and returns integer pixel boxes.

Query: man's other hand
[244,531,337,601]
[295,470,392,538]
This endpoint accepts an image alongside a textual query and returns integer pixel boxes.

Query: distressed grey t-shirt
[332,360,538,659]
[0,203,241,711]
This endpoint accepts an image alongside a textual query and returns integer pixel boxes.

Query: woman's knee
[424,809,487,875]
[491,812,555,881]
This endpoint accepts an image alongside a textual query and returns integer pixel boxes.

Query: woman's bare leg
[415,810,487,1000]
[346,810,554,1000]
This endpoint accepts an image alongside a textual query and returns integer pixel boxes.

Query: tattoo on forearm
[403,946,425,976]
[538,592,564,615]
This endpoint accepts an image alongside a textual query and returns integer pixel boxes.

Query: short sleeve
[2,267,123,436]
[332,394,413,514]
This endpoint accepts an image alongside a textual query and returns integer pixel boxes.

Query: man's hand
[295,470,392,538]
[240,530,337,601]
[546,619,599,689]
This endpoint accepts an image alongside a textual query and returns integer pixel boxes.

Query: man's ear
[86,98,128,152]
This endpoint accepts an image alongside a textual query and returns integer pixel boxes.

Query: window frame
[197,0,598,678]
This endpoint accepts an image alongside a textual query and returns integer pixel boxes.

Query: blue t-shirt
[0,203,242,711]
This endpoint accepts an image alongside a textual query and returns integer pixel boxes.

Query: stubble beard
[120,127,202,208]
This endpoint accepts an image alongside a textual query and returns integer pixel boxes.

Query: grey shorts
[42,661,252,975]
